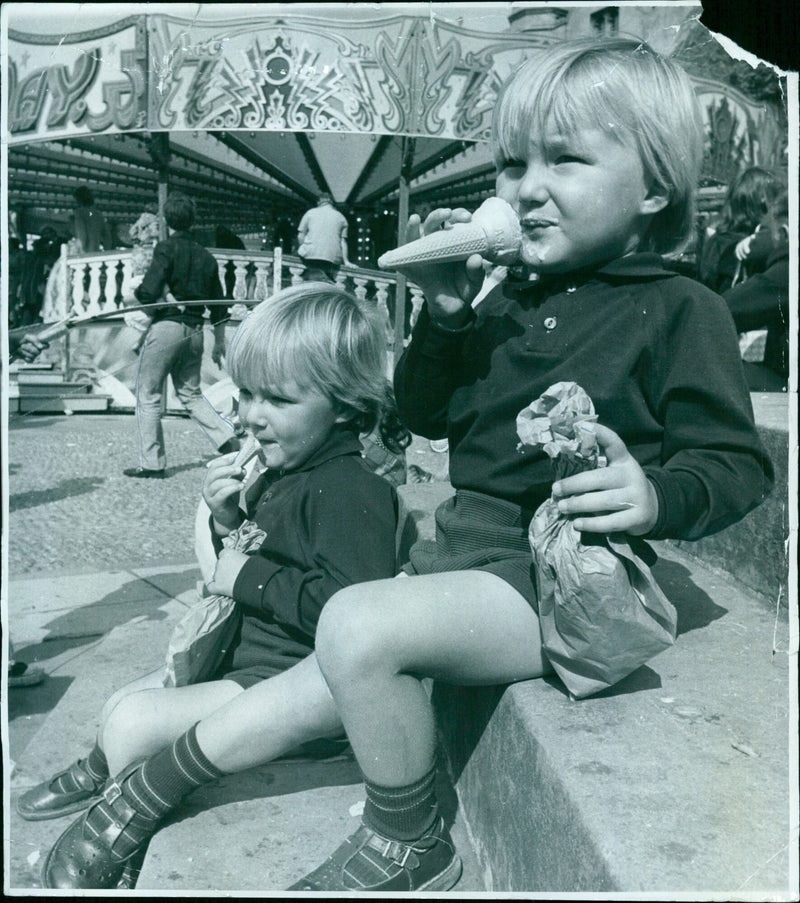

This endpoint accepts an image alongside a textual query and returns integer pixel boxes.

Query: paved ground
[4,410,481,893]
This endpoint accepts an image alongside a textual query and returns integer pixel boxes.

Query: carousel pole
[147,132,171,240]
[393,136,416,363]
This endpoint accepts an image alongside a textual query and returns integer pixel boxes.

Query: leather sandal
[16,759,104,821]
[41,760,154,890]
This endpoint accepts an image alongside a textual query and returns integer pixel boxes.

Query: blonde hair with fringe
[228,283,388,435]
[492,38,704,256]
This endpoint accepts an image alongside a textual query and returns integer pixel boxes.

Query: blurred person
[72,186,113,253]
[698,167,783,293]
[124,192,238,478]
[724,191,789,391]
[297,194,351,283]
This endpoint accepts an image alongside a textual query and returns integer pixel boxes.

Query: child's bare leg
[102,653,339,774]
[291,571,546,892]
[102,678,243,773]
[196,653,341,772]
[315,570,547,787]
[43,656,343,889]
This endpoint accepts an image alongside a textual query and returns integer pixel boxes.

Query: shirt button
[543,316,557,331]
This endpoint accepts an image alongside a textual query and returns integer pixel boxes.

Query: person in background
[19,227,62,326]
[697,167,782,294]
[724,191,789,391]
[71,186,113,254]
[125,192,239,478]
[297,194,351,283]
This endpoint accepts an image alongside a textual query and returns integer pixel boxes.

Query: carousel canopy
[4,3,785,240]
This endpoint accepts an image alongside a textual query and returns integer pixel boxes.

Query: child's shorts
[212,622,312,690]
[403,489,539,611]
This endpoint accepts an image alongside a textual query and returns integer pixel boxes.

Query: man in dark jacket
[125,193,238,478]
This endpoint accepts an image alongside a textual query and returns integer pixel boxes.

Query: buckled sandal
[41,760,154,890]
[17,759,104,821]
[289,817,462,892]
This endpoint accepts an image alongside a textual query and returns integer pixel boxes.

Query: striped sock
[51,743,108,794]
[362,765,438,841]
[82,724,224,862]
[123,723,225,819]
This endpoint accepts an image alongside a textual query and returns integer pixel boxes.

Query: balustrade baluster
[254,261,271,301]
[409,286,425,336]
[288,265,304,286]
[217,259,228,298]
[352,276,368,301]
[373,280,392,337]
[232,259,249,301]
[118,255,135,305]
[65,264,78,318]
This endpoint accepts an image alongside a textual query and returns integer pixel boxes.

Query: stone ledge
[669,393,790,606]
[395,406,793,894]
[431,542,791,893]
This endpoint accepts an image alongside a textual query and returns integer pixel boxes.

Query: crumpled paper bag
[163,520,266,687]
[518,382,677,698]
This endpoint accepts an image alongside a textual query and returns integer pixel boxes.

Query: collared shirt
[395,253,773,541]
[135,230,224,324]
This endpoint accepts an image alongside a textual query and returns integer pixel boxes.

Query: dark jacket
[222,429,398,672]
[135,230,225,324]
[395,253,773,541]
[724,242,789,381]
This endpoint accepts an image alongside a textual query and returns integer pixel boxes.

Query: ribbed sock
[362,765,438,841]
[51,743,108,794]
[124,723,225,819]
[86,742,109,783]
[83,723,224,861]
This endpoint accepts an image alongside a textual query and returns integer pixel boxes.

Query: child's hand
[203,452,246,534]
[397,208,486,327]
[551,424,659,536]
[206,548,249,597]
[735,234,755,261]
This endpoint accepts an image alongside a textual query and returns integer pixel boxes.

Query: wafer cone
[378,197,521,270]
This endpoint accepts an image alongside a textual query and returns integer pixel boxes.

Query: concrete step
[15,372,67,384]
[669,392,790,605]
[433,542,792,895]
[17,394,110,413]
[16,382,91,395]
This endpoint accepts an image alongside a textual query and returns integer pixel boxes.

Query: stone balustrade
[42,245,414,343]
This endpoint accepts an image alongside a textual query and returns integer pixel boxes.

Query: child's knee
[101,692,147,752]
[99,684,135,727]
[316,584,389,677]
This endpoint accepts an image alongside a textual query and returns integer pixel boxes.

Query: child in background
[26,285,399,889]
[724,190,790,390]
[698,166,783,293]
[289,38,773,892]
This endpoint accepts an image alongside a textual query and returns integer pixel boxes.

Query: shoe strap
[66,759,100,792]
[362,830,435,870]
[92,779,142,857]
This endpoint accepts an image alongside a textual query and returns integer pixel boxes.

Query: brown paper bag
[518,382,678,699]
[163,520,266,687]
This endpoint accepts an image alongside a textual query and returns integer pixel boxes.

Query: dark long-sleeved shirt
[724,243,789,379]
[395,253,773,542]
[224,429,397,671]
[134,230,224,324]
